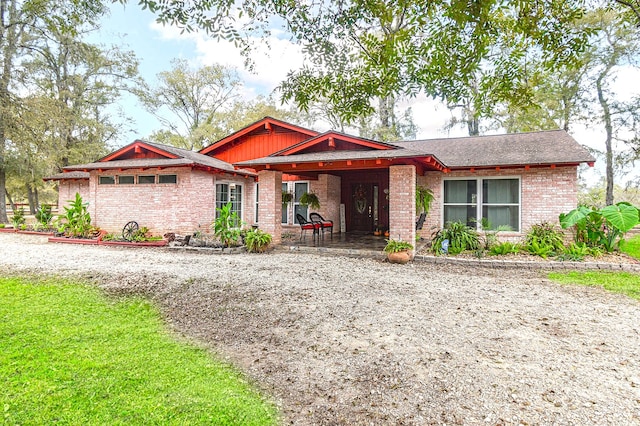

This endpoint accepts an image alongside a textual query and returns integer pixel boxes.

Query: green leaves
[601,203,640,233]
[560,203,640,253]
[559,206,592,229]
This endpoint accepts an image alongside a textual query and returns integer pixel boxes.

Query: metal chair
[296,214,320,241]
[310,213,333,239]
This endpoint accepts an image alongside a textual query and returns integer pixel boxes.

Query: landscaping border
[413,253,640,272]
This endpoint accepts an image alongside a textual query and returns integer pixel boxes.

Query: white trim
[441,175,522,232]
[214,180,244,226]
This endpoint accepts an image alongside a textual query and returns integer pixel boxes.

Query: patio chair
[415,212,426,230]
[310,213,333,239]
[296,214,320,241]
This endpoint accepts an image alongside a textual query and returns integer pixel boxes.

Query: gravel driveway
[1,233,639,425]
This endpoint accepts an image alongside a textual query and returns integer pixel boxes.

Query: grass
[0,275,278,425]
[620,234,640,260]
[547,271,640,301]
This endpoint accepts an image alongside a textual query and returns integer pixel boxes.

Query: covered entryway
[339,171,389,233]
[237,131,446,246]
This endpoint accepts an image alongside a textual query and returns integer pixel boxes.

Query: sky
[95,3,464,144]
[94,3,640,186]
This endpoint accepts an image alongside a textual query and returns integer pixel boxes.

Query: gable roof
[235,128,594,173]
[64,140,255,176]
[199,116,319,156]
[272,131,397,156]
[395,130,595,169]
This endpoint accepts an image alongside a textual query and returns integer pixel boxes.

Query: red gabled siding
[207,130,311,163]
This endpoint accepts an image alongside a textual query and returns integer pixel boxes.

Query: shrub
[431,221,479,255]
[211,202,243,247]
[35,205,53,226]
[55,193,93,238]
[244,228,273,253]
[523,222,565,258]
[489,241,521,256]
[560,203,640,253]
[10,207,26,228]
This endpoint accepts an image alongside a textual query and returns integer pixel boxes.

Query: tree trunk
[26,185,37,214]
[5,187,15,212]
[0,0,20,223]
[467,115,480,136]
[596,68,615,206]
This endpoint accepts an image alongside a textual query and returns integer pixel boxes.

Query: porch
[277,230,429,258]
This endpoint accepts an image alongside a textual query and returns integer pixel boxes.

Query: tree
[494,4,640,206]
[138,59,241,150]
[587,8,640,205]
[134,0,589,137]
[0,0,107,221]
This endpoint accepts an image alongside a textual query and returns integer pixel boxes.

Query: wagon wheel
[122,221,139,242]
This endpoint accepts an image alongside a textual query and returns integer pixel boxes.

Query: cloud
[148,21,304,100]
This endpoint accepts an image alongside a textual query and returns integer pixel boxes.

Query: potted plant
[416,185,434,215]
[299,191,320,209]
[383,239,414,264]
[244,228,273,253]
[282,190,294,204]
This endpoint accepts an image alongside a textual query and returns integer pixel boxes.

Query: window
[293,182,309,224]
[99,176,115,184]
[255,184,259,223]
[158,174,177,184]
[216,183,243,226]
[138,175,156,184]
[281,183,289,224]
[118,175,134,184]
[443,178,520,231]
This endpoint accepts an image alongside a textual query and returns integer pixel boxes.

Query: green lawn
[0,275,278,425]
[620,234,640,260]
[548,271,640,300]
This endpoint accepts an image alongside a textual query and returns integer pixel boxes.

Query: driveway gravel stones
[1,233,639,425]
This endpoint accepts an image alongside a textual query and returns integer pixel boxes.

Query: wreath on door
[353,184,367,214]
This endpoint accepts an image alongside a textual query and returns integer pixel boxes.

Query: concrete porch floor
[276,230,429,258]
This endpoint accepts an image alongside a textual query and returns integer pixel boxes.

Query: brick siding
[310,174,342,232]
[83,167,250,235]
[257,170,283,243]
[389,165,416,250]
[57,180,90,210]
[420,166,578,238]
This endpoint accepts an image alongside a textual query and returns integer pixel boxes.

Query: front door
[350,183,376,231]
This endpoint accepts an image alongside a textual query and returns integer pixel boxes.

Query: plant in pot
[384,239,414,264]
[282,190,294,204]
[244,228,273,253]
[415,185,434,215]
[299,191,320,209]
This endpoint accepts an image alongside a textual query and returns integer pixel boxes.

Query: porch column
[389,165,416,253]
[257,170,282,244]
[315,173,341,232]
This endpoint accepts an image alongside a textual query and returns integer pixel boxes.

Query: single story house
[46,117,595,244]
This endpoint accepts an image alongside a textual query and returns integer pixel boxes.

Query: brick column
[389,165,416,253]
[257,170,282,244]
[312,173,342,232]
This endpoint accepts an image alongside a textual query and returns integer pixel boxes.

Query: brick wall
[422,166,578,236]
[57,180,90,210]
[389,165,416,250]
[311,174,341,232]
[86,167,250,235]
[257,170,282,243]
